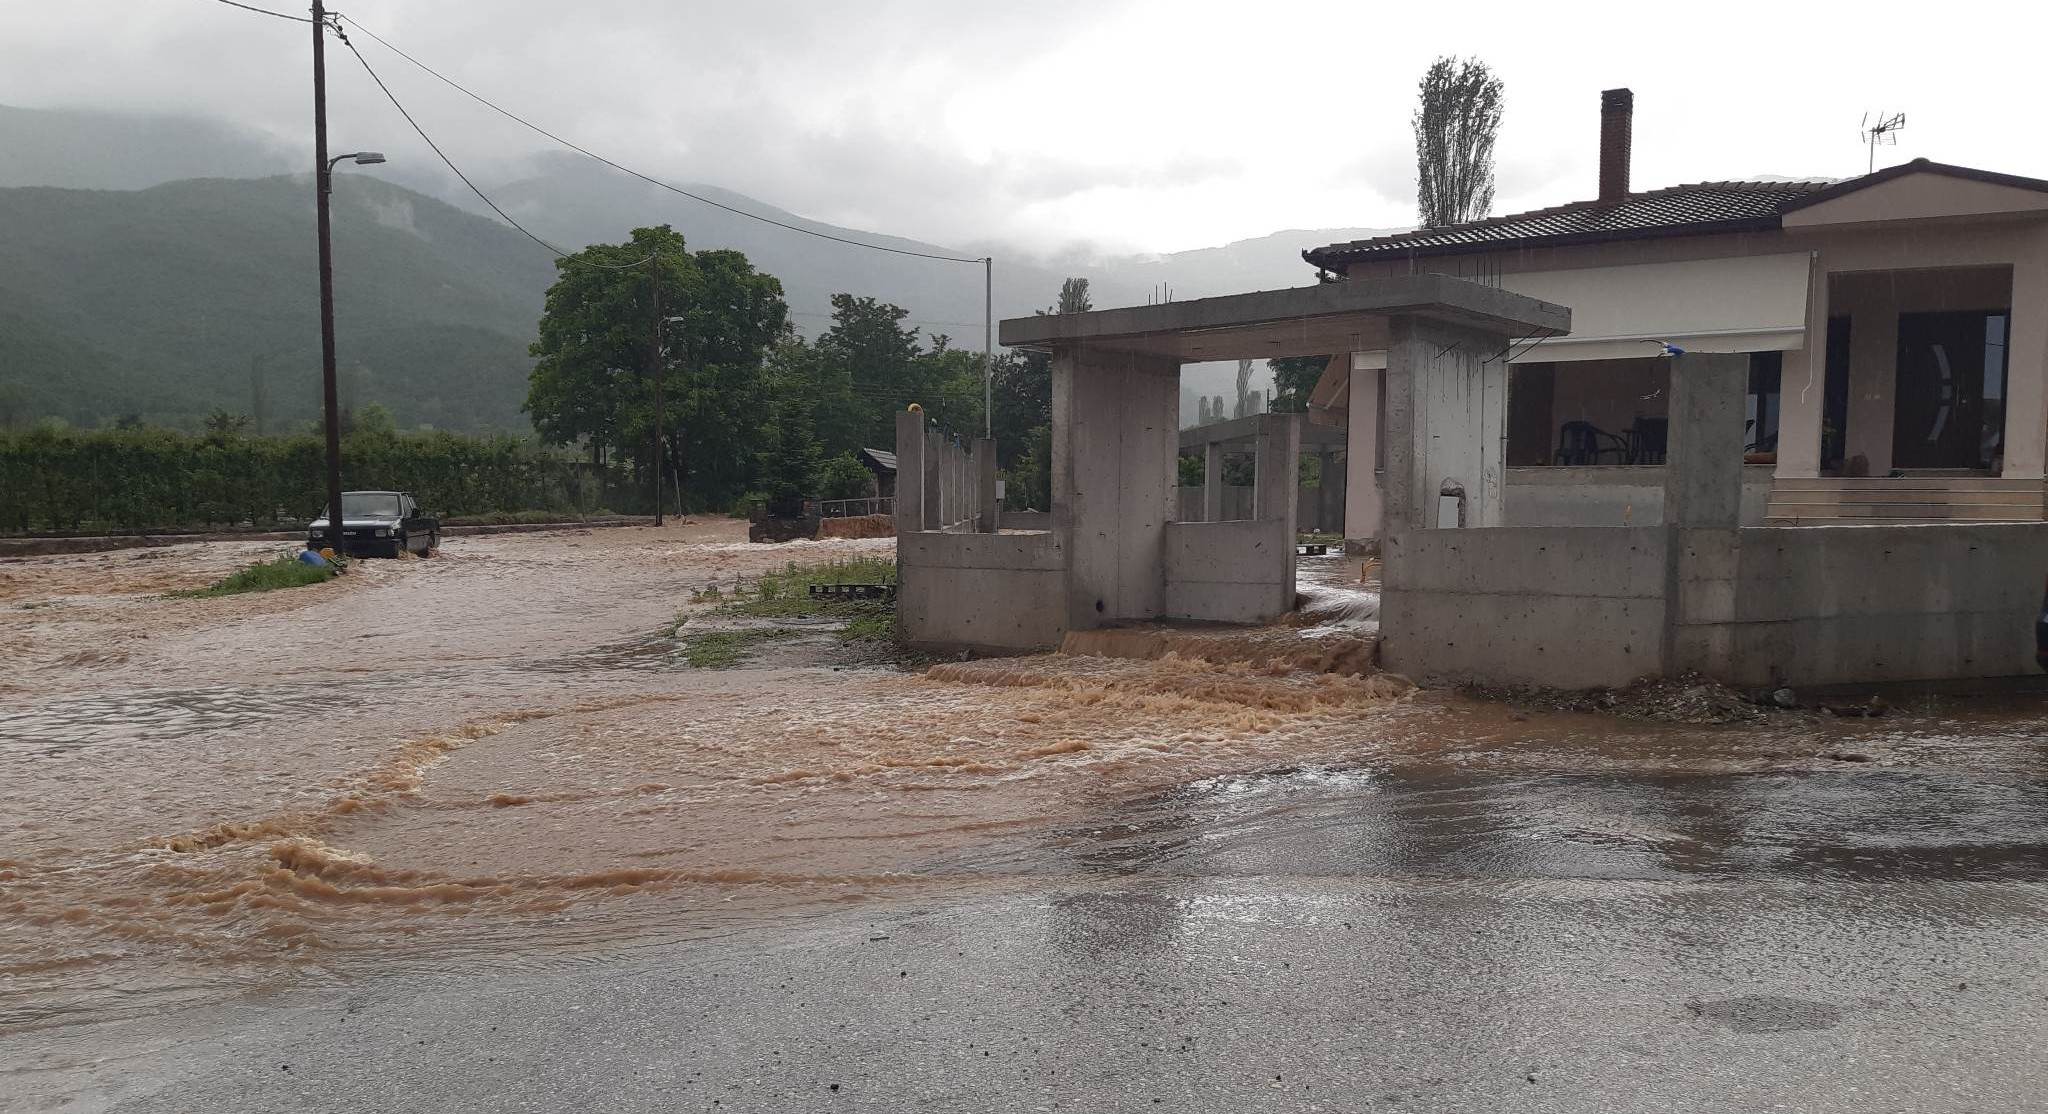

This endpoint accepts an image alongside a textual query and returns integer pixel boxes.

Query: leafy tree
[817,453,874,501]
[1268,355,1331,413]
[811,294,923,457]
[1055,277,1092,315]
[526,226,787,510]
[202,409,250,440]
[352,402,397,436]
[1414,56,1504,227]
[1005,424,1053,511]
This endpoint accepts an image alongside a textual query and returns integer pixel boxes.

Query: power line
[210,0,312,23]
[334,25,647,273]
[335,14,985,266]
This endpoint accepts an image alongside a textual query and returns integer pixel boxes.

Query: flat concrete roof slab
[1178,413,1348,450]
[999,273,1570,361]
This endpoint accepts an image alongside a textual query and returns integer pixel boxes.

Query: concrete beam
[1000,274,1569,362]
[1202,442,1223,522]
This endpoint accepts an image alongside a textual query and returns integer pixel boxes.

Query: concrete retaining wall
[1379,527,1670,689]
[897,530,1067,651]
[1162,520,1294,623]
[1502,466,1773,527]
[1703,523,2048,686]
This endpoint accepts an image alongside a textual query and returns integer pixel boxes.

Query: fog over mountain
[0,105,1399,429]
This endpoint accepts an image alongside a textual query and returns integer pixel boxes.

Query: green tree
[1055,277,1092,315]
[1414,56,1504,227]
[526,226,787,509]
[811,294,923,456]
[817,453,874,501]
[1268,355,1331,413]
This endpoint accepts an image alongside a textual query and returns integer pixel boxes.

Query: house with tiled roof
[1308,88,2048,535]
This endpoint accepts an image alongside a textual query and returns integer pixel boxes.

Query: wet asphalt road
[22,763,2048,1113]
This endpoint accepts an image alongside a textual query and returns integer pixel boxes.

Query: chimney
[1599,88,1633,204]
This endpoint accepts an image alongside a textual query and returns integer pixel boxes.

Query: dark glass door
[1893,310,2010,470]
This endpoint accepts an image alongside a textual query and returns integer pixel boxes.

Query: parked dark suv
[308,490,440,558]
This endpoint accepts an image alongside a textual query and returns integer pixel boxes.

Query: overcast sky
[6,1,2043,257]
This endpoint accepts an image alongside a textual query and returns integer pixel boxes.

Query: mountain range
[0,104,1398,431]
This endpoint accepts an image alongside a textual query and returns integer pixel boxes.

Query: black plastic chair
[1626,418,1668,464]
[1555,421,1625,465]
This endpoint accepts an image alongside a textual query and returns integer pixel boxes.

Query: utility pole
[650,252,664,527]
[311,0,345,552]
[983,256,993,439]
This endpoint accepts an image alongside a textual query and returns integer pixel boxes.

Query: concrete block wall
[1502,466,1774,527]
[1379,527,1670,688]
[1698,523,2048,686]
[897,530,1067,652]
[1162,520,1293,623]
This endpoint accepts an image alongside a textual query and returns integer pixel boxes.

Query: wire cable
[335,26,647,272]
[210,0,312,23]
[335,13,984,265]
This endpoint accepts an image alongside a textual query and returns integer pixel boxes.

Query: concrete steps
[1765,476,2047,524]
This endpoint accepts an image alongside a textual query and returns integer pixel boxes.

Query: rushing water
[5,526,2046,1042]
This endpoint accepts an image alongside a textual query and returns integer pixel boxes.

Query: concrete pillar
[976,437,998,532]
[1344,359,1383,547]
[1254,412,1300,608]
[1775,251,1827,479]
[1843,281,1899,474]
[894,410,925,535]
[922,427,942,531]
[1202,441,1223,522]
[2002,236,2048,479]
[1052,345,1179,630]
[1382,317,1508,533]
[1663,352,1750,681]
[1664,353,1748,528]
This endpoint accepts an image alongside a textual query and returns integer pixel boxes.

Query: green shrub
[173,553,338,598]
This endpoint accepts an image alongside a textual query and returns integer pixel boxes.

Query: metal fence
[813,496,896,519]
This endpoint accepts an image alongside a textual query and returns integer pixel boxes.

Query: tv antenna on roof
[1860,111,1907,174]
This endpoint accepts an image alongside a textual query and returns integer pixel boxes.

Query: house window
[1746,352,1782,454]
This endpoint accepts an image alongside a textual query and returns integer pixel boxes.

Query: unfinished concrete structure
[894,277,1568,653]
[1176,412,1348,533]
[1381,353,2048,688]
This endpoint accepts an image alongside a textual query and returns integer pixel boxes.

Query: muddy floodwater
[6,523,2048,1110]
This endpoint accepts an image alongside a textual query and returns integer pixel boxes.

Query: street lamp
[328,151,385,175]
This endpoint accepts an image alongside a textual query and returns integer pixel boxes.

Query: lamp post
[311,0,385,553]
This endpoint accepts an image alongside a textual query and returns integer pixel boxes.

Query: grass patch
[682,628,795,668]
[173,552,339,598]
[691,557,899,644]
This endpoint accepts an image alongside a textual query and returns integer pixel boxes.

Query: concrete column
[2002,236,2048,479]
[1382,321,1423,532]
[976,437,998,532]
[1663,352,1750,681]
[1344,360,1383,547]
[1775,251,1827,479]
[1843,282,1899,474]
[1664,353,1748,528]
[1253,414,1298,524]
[894,410,925,535]
[1202,442,1223,522]
[1052,344,1179,630]
[922,427,941,531]
[1254,412,1301,608]
[1382,318,1508,533]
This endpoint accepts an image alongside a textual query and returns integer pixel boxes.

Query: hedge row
[0,428,634,535]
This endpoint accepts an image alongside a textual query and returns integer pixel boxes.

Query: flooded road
[5,531,2048,1111]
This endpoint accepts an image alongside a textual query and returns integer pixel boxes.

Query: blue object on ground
[297,549,330,569]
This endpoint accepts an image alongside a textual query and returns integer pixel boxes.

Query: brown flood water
[4,529,2046,1035]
